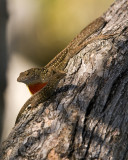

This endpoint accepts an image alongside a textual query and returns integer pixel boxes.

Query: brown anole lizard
[17,17,107,94]
[16,69,66,123]
[16,17,114,123]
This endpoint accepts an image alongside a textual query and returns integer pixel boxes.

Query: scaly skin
[17,17,106,92]
[16,69,66,123]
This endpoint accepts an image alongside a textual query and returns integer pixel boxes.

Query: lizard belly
[28,82,47,94]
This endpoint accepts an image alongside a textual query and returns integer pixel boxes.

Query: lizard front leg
[15,69,66,124]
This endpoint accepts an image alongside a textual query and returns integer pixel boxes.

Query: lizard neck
[27,82,47,94]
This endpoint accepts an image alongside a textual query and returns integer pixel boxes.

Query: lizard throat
[28,82,47,94]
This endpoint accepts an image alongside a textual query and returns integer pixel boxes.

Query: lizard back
[45,17,105,70]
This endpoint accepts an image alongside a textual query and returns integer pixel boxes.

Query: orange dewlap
[28,82,47,94]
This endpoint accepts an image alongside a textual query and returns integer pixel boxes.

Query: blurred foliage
[8,0,114,66]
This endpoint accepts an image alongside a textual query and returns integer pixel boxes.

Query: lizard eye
[25,71,29,76]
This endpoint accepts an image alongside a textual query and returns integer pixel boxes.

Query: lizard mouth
[28,82,47,94]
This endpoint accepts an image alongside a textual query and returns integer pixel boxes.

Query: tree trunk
[1,0,128,159]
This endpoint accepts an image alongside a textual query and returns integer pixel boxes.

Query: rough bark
[1,0,128,159]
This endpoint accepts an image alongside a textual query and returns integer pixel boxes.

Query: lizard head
[17,67,50,94]
[17,68,42,85]
[17,67,66,94]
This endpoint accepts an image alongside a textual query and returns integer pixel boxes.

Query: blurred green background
[2,0,114,141]
[8,0,114,66]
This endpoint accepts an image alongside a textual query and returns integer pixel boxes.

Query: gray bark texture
[1,0,128,159]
